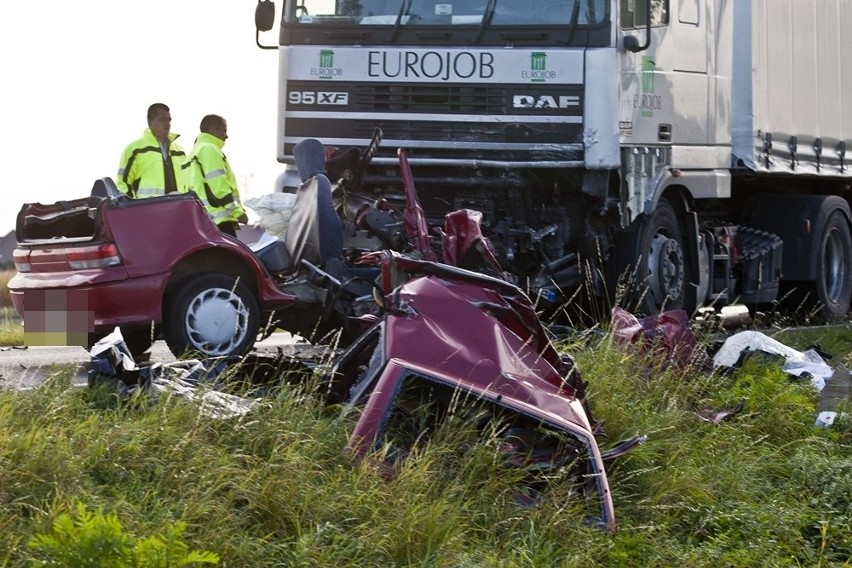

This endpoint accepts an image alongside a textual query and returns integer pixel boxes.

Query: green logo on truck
[522,52,556,82]
[313,50,342,80]
[637,55,661,117]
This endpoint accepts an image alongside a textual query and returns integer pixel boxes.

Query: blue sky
[0,1,282,235]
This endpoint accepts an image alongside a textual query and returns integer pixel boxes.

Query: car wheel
[164,273,259,359]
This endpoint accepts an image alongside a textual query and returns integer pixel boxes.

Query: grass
[771,324,852,370]
[0,307,22,347]
[0,270,11,306]
[0,330,849,567]
[0,270,23,347]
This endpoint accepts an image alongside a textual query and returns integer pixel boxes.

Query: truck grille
[284,81,584,150]
[351,84,508,114]
[285,118,583,148]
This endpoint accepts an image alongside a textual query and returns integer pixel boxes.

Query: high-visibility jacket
[116,129,186,197]
[183,133,246,227]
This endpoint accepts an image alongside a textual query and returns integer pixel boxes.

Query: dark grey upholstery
[291,139,344,264]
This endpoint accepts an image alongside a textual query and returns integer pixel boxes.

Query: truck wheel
[164,273,259,359]
[813,210,852,320]
[612,199,691,315]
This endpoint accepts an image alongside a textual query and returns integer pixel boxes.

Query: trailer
[253,0,852,319]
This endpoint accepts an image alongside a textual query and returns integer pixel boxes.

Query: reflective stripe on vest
[205,168,227,180]
[135,187,168,198]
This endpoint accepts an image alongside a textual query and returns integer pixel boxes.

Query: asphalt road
[0,332,322,391]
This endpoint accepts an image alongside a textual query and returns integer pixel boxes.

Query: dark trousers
[218,221,239,238]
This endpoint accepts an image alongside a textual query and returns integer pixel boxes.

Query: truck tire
[611,199,691,316]
[812,209,852,320]
[163,273,259,359]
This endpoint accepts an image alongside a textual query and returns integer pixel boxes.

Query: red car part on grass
[327,254,644,532]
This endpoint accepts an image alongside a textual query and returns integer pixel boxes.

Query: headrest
[90,177,120,199]
[293,138,326,182]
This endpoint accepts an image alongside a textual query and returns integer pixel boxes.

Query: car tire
[163,273,259,359]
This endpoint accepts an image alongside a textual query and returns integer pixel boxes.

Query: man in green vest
[116,103,186,198]
[184,114,247,237]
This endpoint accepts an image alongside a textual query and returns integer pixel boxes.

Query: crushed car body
[325,254,642,532]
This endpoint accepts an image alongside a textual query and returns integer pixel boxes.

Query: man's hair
[147,103,170,121]
[200,114,226,134]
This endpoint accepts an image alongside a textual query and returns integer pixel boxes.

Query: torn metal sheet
[89,328,264,419]
[610,306,701,368]
[695,399,745,424]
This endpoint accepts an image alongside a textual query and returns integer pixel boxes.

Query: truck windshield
[289,0,608,26]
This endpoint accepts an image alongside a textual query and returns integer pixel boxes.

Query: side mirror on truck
[255,0,278,50]
[255,0,275,31]
[623,34,648,53]
[623,0,652,52]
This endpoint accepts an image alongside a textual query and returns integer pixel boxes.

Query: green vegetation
[0,307,22,348]
[0,270,11,308]
[0,270,23,347]
[772,324,852,370]
[28,501,218,566]
[0,333,849,567]
[1,266,849,564]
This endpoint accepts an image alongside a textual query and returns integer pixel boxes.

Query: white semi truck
[253,0,852,320]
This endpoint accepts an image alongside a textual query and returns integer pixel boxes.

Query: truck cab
[256,0,852,321]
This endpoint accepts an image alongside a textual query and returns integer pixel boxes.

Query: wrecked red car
[325,254,643,532]
[8,131,410,358]
[9,191,293,357]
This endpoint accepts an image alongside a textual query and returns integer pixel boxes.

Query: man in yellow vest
[184,114,247,237]
[116,103,186,197]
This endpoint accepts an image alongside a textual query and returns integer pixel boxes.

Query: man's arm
[198,146,246,222]
[116,144,135,195]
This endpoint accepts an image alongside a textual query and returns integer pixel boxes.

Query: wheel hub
[647,234,684,307]
[185,287,250,356]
